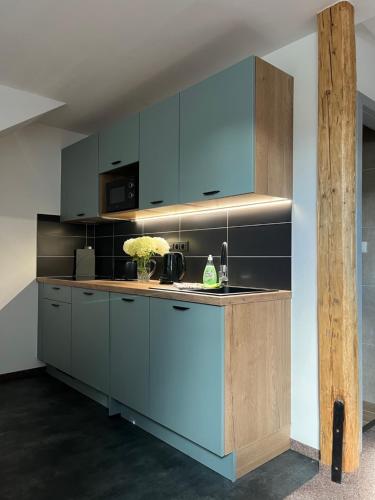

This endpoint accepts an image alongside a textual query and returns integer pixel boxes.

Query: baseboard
[363,400,375,426]
[46,366,109,408]
[290,439,320,461]
[0,366,46,382]
[116,399,237,481]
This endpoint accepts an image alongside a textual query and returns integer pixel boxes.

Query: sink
[150,285,278,296]
[185,286,278,295]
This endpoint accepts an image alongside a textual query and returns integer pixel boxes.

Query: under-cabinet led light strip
[130,199,292,222]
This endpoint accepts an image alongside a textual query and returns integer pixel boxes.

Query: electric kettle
[159,252,185,284]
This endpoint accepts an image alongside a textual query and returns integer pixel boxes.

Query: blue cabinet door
[180,56,255,203]
[61,135,99,221]
[71,288,109,393]
[41,299,72,374]
[99,113,139,173]
[139,95,179,208]
[149,298,225,456]
[110,294,150,415]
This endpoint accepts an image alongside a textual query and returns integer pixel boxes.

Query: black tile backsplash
[36,215,95,277]
[180,211,227,231]
[114,220,143,236]
[228,224,291,256]
[37,201,292,289]
[181,228,227,257]
[228,201,292,226]
[229,257,291,290]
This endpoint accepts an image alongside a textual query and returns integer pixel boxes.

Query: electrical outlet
[171,241,189,252]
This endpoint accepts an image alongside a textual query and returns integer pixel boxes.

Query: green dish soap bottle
[203,255,217,288]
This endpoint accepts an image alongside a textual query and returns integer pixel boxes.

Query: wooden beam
[317,1,359,472]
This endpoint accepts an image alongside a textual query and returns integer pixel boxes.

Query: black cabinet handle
[52,287,60,290]
[111,160,121,165]
[173,305,190,311]
[83,291,94,296]
[150,200,164,205]
[76,213,85,217]
[203,190,220,196]
[122,298,135,302]
[51,303,60,308]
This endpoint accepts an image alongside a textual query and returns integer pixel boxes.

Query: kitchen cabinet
[110,294,150,415]
[41,299,71,375]
[99,113,139,173]
[43,284,71,303]
[180,57,255,203]
[139,94,179,208]
[37,278,291,481]
[61,134,99,221]
[149,298,225,455]
[71,288,109,393]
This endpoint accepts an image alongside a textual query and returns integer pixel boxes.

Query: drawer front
[72,288,110,394]
[110,294,150,415]
[150,298,225,455]
[43,284,72,303]
[42,299,72,374]
[99,113,140,173]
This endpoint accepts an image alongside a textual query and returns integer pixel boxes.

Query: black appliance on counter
[159,252,185,284]
[105,175,138,212]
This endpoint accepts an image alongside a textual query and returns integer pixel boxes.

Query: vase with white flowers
[123,236,170,281]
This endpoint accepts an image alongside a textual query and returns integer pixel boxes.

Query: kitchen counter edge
[36,278,291,306]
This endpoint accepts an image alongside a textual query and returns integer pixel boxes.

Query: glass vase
[136,258,156,282]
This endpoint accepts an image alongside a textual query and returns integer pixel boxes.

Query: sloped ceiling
[0,0,374,133]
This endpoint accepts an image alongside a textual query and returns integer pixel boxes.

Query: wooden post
[317,2,359,471]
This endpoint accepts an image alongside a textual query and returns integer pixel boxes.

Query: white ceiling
[1,0,375,133]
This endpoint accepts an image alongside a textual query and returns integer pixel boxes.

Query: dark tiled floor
[0,375,318,500]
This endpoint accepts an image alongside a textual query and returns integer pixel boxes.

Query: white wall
[357,28,375,103]
[0,123,84,375]
[263,25,375,450]
[264,34,320,449]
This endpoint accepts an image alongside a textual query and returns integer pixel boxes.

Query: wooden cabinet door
[71,288,109,393]
[150,298,225,455]
[61,134,99,221]
[42,299,71,374]
[99,113,139,173]
[110,294,150,415]
[139,94,179,208]
[180,57,255,203]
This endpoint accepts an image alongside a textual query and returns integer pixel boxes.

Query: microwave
[105,176,138,213]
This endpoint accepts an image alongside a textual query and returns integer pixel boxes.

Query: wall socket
[170,241,189,252]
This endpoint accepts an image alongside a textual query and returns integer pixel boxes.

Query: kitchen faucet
[219,241,228,286]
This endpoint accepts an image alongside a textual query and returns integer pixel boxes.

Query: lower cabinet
[110,294,150,415]
[149,298,225,455]
[72,288,109,394]
[41,299,71,375]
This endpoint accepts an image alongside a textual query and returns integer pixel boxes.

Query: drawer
[43,284,72,303]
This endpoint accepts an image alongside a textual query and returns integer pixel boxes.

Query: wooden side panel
[317,1,359,472]
[225,299,291,476]
[255,58,293,199]
[236,426,290,478]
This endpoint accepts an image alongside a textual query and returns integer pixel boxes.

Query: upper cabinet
[139,94,179,208]
[180,56,293,204]
[60,56,293,222]
[180,57,255,203]
[99,113,139,173]
[61,134,99,222]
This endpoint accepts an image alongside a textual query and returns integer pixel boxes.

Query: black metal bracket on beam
[331,400,345,483]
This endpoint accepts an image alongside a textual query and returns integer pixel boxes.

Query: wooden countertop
[37,278,291,306]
